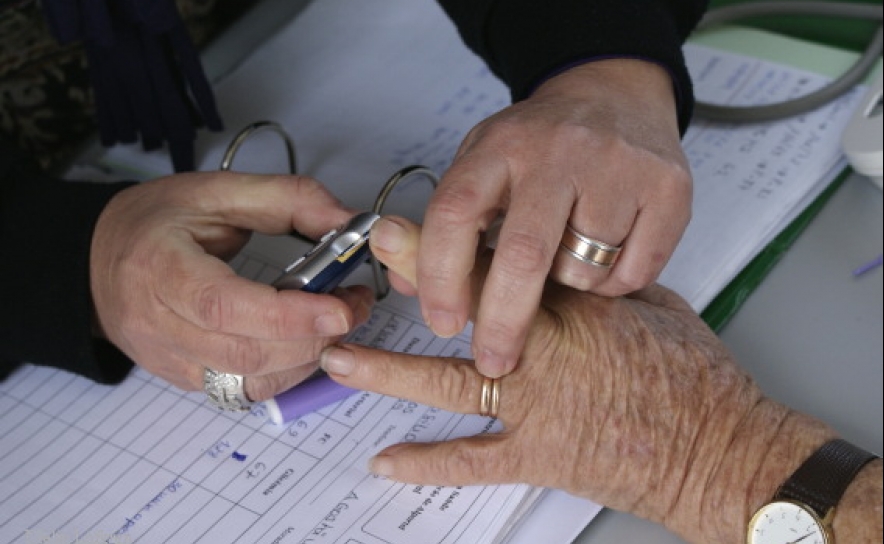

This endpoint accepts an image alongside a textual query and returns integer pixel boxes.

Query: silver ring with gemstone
[203,368,253,412]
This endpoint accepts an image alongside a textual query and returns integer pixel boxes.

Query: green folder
[706,0,880,53]
[687,21,882,331]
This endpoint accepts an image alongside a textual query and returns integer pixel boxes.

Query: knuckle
[245,375,278,402]
[553,122,597,148]
[478,318,522,350]
[192,282,230,331]
[657,162,693,204]
[271,303,312,340]
[495,230,554,278]
[615,274,651,294]
[481,118,534,148]
[425,184,484,228]
[447,441,495,481]
[295,176,337,203]
[437,363,478,408]
[552,265,597,292]
[446,439,515,482]
[603,267,656,296]
[223,336,265,375]
[545,122,611,155]
[178,364,205,392]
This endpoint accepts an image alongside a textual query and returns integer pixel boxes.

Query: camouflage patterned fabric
[0,0,256,172]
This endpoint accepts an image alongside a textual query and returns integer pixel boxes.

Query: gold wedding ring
[559,224,622,268]
[479,377,501,419]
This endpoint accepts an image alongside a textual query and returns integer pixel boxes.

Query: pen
[852,254,883,277]
[264,212,379,425]
[265,373,357,425]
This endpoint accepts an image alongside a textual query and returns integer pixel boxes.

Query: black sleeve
[437,0,709,135]
[1,135,136,383]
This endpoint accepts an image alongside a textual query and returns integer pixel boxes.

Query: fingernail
[427,310,461,338]
[476,348,510,378]
[369,455,395,477]
[314,312,349,336]
[371,217,406,254]
[320,346,355,376]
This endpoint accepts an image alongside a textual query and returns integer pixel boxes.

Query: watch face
[747,501,829,544]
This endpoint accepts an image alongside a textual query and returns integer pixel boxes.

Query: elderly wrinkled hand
[333,215,748,530]
[90,171,374,402]
[323,216,849,544]
[416,59,692,379]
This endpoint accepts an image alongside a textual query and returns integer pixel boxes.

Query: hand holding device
[265,211,380,424]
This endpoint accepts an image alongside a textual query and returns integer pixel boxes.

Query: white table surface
[206,3,883,542]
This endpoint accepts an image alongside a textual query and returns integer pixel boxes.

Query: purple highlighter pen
[265,374,358,425]
[265,212,380,425]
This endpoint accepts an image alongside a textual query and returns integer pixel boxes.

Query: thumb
[370,216,492,314]
[369,216,421,288]
[177,171,354,239]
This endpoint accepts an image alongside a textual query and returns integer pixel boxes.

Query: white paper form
[0,243,544,544]
[670,44,863,311]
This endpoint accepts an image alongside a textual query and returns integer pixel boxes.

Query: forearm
[0,136,135,382]
[669,396,880,544]
[689,402,836,543]
[437,0,708,133]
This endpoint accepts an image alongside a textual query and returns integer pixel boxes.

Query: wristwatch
[746,438,878,544]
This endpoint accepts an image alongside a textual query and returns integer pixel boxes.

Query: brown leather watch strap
[777,438,878,517]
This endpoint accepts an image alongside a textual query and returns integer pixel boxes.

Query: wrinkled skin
[328,215,757,537]
[322,216,881,544]
[90,171,374,401]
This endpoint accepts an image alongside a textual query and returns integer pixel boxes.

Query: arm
[438,0,709,134]
[87,171,374,400]
[0,134,135,383]
[676,396,882,542]
[1,134,376,401]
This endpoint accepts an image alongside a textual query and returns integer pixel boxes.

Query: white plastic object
[842,74,883,190]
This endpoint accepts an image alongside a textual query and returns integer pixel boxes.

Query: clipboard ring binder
[220,120,298,174]
[370,164,439,298]
[220,121,439,300]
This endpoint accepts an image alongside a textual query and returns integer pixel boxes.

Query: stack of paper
[673,33,864,310]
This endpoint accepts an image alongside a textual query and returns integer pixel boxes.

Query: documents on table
[0,235,552,544]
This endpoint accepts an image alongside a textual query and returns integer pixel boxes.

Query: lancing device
[264,211,380,425]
